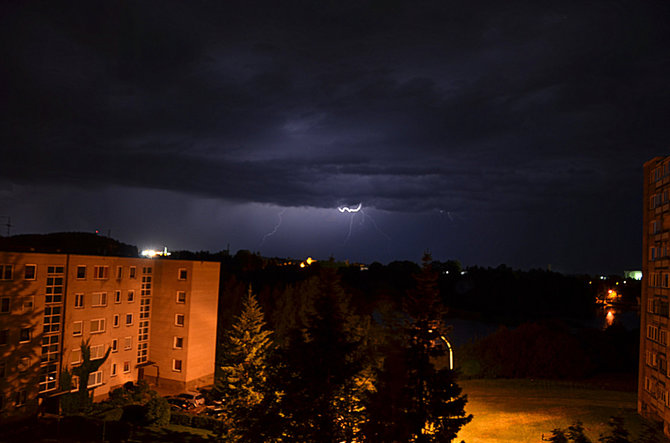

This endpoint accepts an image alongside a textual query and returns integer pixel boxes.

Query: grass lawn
[456,378,656,442]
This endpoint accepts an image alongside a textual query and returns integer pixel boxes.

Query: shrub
[170,411,193,427]
[145,396,170,426]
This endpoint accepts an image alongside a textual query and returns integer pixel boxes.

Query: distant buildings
[0,251,219,423]
[640,157,670,434]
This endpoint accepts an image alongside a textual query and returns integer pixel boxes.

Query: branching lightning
[338,202,391,244]
[259,208,286,247]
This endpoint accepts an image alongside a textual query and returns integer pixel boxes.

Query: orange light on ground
[606,310,615,326]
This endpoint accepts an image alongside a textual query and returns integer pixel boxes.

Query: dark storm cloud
[1,0,669,271]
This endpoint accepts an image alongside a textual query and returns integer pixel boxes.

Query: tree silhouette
[61,338,111,413]
[365,253,472,442]
[217,287,274,442]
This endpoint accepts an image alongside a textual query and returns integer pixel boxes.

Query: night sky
[1,1,669,274]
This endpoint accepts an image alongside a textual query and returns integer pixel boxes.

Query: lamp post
[439,335,453,370]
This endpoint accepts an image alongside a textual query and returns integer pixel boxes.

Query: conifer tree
[217,287,274,441]
[365,252,472,442]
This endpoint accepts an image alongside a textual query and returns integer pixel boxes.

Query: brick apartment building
[0,251,220,423]
[641,156,670,435]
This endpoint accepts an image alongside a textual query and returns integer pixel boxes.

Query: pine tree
[366,252,472,442]
[266,269,373,442]
[217,287,274,441]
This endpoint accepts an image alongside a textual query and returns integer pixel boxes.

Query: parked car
[166,396,194,411]
[176,391,206,407]
[204,405,225,418]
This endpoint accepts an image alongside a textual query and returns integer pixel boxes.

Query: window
[76,265,86,279]
[18,357,30,372]
[22,297,34,312]
[0,361,5,378]
[19,327,31,343]
[111,363,117,377]
[0,265,13,280]
[47,266,64,274]
[124,336,132,350]
[94,266,109,280]
[74,293,84,308]
[0,330,7,346]
[87,371,103,387]
[71,348,81,364]
[112,339,118,353]
[72,321,83,336]
[113,314,120,328]
[176,291,186,303]
[90,344,105,360]
[41,335,60,363]
[125,313,133,326]
[15,390,27,407]
[90,318,106,334]
[116,266,122,280]
[24,265,36,280]
[123,361,130,373]
[178,268,187,280]
[43,306,61,333]
[173,359,182,372]
[174,336,184,349]
[92,292,107,307]
[127,290,135,303]
[129,267,136,279]
[0,297,9,314]
[175,314,185,327]
[115,291,121,304]
[45,274,63,303]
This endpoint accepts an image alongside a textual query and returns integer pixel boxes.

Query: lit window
[0,297,9,314]
[24,265,36,280]
[175,314,185,327]
[124,336,132,350]
[125,313,133,326]
[173,359,182,372]
[178,268,187,280]
[112,339,118,353]
[176,291,186,303]
[74,293,84,309]
[92,292,107,307]
[129,267,136,279]
[90,319,106,334]
[115,291,121,304]
[87,371,103,387]
[19,327,31,343]
[94,266,109,280]
[174,336,184,349]
[127,290,135,303]
[72,321,83,336]
[113,314,120,328]
[0,265,13,280]
[76,266,86,279]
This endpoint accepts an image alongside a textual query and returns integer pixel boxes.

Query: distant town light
[141,247,171,258]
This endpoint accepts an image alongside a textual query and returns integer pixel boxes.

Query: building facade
[641,156,670,435]
[0,252,220,423]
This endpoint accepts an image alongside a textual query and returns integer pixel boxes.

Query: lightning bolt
[259,208,286,247]
[338,203,362,213]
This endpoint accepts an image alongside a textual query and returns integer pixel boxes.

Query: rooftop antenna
[0,216,11,236]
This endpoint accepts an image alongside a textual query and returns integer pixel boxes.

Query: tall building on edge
[0,251,220,423]
[641,156,670,434]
